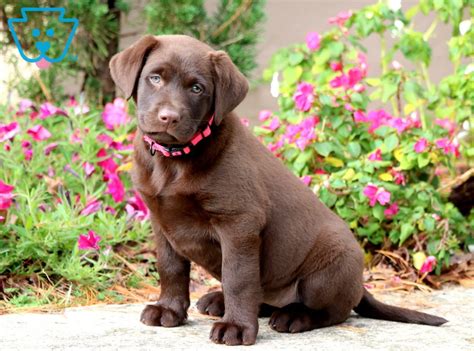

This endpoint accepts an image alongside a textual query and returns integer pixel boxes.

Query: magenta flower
[368,149,382,161]
[419,256,436,274]
[18,99,34,114]
[44,142,58,156]
[330,68,364,91]
[126,191,149,221]
[283,116,318,151]
[390,117,411,134]
[435,138,459,157]
[328,10,352,27]
[300,175,312,186]
[0,179,14,210]
[83,162,95,177]
[434,118,456,135]
[39,102,67,119]
[414,138,428,153]
[27,125,51,141]
[78,230,101,250]
[293,82,315,112]
[97,133,114,145]
[267,117,281,132]
[330,62,343,71]
[258,110,272,122]
[363,184,391,207]
[353,109,392,133]
[306,32,321,51]
[105,173,125,203]
[67,96,90,115]
[391,169,406,186]
[21,140,33,161]
[384,202,399,219]
[80,199,102,216]
[102,98,129,130]
[0,122,20,142]
[97,149,118,174]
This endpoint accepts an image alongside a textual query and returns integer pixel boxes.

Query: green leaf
[384,134,399,152]
[283,65,303,84]
[399,223,414,244]
[372,205,385,221]
[417,153,430,168]
[288,51,305,66]
[315,142,333,157]
[348,142,362,158]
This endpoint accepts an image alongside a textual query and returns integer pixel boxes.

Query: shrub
[256,1,473,275]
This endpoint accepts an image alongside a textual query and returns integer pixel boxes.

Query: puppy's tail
[353,288,448,326]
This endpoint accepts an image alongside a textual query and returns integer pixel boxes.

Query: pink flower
[435,138,460,157]
[363,184,391,207]
[293,82,315,112]
[83,162,95,177]
[330,62,343,71]
[330,68,364,91]
[97,149,118,174]
[390,117,411,134]
[0,179,14,210]
[67,96,90,115]
[126,191,149,221]
[0,216,4,222]
[39,102,67,119]
[419,256,436,274]
[78,230,101,250]
[300,175,312,186]
[267,117,281,132]
[0,122,20,142]
[27,125,51,141]
[391,169,406,185]
[353,109,392,133]
[328,10,352,27]
[414,138,428,153]
[368,149,382,161]
[384,202,399,219]
[18,99,34,114]
[283,116,318,151]
[80,199,102,216]
[434,118,456,135]
[267,139,284,152]
[105,173,125,203]
[97,133,114,145]
[102,98,129,130]
[258,110,272,122]
[306,32,321,51]
[44,142,58,155]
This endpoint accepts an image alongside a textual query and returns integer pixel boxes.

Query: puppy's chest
[155,193,221,261]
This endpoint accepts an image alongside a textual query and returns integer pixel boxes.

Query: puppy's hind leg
[269,252,364,333]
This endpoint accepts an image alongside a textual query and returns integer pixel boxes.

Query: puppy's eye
[191,84,203,94]
[149,75,161,84]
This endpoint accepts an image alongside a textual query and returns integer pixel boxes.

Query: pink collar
[143,114,215,157]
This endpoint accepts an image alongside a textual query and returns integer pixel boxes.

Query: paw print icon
[8,7,78,63]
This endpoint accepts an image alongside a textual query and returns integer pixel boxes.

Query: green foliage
[0,100,155,308]
[257,1,473,274]
[144,0,266,76]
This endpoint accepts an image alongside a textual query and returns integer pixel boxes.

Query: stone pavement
[1,286,473,350]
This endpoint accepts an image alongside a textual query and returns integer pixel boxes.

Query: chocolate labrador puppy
[109,35,447,346]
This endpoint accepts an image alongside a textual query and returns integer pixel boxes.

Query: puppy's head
[109,35,248,145]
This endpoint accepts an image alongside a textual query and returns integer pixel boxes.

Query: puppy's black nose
[158,108,180,124]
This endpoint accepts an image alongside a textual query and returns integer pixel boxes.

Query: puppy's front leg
[140,218,190,327]
[210,229,262,346]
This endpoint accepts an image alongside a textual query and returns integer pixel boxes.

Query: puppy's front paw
[210,321,257,346]
[140,304,186,327]
[196,291,225,317]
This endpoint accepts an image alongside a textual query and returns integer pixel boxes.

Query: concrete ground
[1,286,473,351]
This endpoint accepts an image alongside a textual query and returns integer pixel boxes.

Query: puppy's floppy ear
[109,35,159,99]
[209,51,249,125]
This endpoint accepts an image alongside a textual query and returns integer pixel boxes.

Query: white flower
[459,20,471,36]
[392,60,402,70]
[388,0,402,12]
[394,19,404,31]
[270,72,280,98]
[465,63,474,75]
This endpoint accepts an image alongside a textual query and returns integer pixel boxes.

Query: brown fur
[109,35,447,346]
